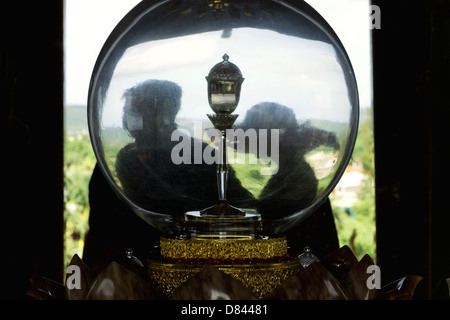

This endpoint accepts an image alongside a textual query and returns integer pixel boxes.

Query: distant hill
[64,105,88,135]
[64,104,371,137]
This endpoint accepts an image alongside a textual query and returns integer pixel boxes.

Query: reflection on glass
[236,103,340,221]
[115,79,253,219]
[113,78,341,236]
[88,0,359,236]
[103,28,350,129]
[211,94,236,106]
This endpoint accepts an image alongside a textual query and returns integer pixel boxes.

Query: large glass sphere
[88,0,359,238]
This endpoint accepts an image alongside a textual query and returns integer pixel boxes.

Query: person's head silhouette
[122,79,182,148]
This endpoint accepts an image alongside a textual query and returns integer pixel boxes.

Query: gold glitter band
[160,237,288,260]
[147,259,301,299]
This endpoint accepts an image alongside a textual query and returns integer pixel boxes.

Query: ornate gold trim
[159,237,288,260]
[147,259,301,299]
[149,237,300,298]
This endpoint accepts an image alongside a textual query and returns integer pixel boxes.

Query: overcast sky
[64,0,372,109]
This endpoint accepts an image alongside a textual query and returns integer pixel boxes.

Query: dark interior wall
[429,2,450,300]
[2,1,64,298]
[372,0,450,299]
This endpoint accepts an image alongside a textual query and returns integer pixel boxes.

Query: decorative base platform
[148,259,301,298]
[147,237,301,298]
[30,245,423,300]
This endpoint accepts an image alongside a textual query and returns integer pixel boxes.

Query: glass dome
[88,0,359,238]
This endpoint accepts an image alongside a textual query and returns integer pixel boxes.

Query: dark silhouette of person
[115,79,253,217]
[237,102,340,219]
[236,102,340,256]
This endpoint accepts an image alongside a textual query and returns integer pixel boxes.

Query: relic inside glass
[88,0,359,241]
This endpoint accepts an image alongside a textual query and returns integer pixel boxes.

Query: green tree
[353,108,375,177]
[63,132,96,269]
[332,107,376,261]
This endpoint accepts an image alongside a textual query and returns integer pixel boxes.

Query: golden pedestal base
[147,237,301,298]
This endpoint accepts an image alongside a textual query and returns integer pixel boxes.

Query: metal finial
[125,248,144,267]
[297,245,319,268]
[126,248,133,258]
